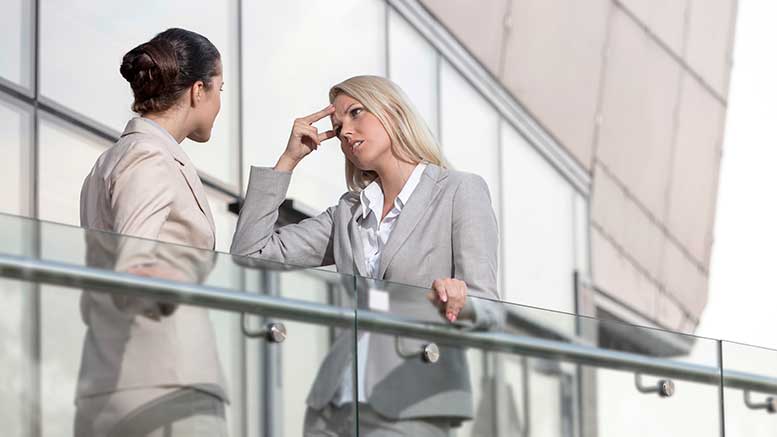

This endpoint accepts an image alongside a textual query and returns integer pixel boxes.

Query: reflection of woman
[76,28,228,436]
[232,76,501,435]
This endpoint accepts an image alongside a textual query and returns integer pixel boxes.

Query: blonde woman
[232,75,501,435]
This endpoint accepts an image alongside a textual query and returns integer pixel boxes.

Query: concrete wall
[420,0,737,331]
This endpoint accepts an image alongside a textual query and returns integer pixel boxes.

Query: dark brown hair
[120,28,221,114]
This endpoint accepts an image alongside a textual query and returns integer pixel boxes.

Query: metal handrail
[0,252,775,394]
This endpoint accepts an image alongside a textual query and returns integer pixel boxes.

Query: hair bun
[119,40,178,104]
[120,28,221,114]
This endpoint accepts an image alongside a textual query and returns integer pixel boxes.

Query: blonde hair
[329,75,446,192]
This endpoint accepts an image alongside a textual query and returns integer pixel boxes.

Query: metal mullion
[237,0,245,194]
[29,0,42,435]
[718,340,727,437]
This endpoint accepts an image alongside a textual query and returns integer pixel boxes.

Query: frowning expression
[330,94,392,171]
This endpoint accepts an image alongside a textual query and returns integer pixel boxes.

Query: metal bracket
[744,391,777,413]
[395,339,440,364]
[241,314,287,343]
[635,373,675,398]
[422,343,440,363]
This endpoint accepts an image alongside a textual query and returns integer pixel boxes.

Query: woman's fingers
[446,281,466,322]
[276,106,334,172]
[431,278,467,322]
[296,125,320,146]
[432,278,467,322]
[432,279,448,303]
[318,129,337,142]
[300,104,335,124]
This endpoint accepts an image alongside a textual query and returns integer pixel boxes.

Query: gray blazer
[231,164,502,421]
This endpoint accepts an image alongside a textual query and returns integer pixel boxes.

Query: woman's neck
[375,158,418,204]
[143,110,189,144]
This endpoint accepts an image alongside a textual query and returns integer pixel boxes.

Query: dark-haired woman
[75,28,228,437]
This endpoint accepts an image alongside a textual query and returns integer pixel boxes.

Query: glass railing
[0,212,774,436]
[722,341,777,436]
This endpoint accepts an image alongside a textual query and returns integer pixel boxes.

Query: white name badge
[368,288,390,312]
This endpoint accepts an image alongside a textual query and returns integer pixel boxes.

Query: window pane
[388,8,439,136]
[574,192,590,275]
[241,0,386,211]
[0,94,33,216]
[501,121,576,332]
[0,0,34,90]
[38,115,109,225]
[40,1,240,186]
[439,60,500,214]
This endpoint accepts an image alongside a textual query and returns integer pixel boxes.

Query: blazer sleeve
[106,143,180,316]
[110,143,175,244]
[451,174,505,330]
[230,166,336,267]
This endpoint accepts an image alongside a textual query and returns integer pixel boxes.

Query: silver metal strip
[0,253,775,394]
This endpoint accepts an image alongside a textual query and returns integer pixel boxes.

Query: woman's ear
[189,81,204,107]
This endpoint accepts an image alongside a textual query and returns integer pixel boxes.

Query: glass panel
[0,110,36,437]
[355,278,723,436]
[501,120,577,333]
[0,0,34,90]
[39,0,240,186]
[439,59,500,214]
[0,213,356,436]
[241,0,386,211]
[722,341,777,436]
[592,319,721,437]
[388,7,439,137]
[38,114,110,225]
[0,277,34,437]
[0,94,33,216]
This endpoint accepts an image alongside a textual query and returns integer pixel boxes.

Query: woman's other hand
[274,105,336,172]
[429,278,467,323]
[123,263,188,319]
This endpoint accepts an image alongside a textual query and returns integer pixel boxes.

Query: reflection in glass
[355,278,505,434]
[351,278,725,437]
[0,213,359,436]
[0,279,34,437]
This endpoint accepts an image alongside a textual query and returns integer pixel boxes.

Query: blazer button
[422,343,440,364]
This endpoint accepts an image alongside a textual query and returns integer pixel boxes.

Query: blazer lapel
[377,165,445,279]
[348,204,369,277]
[175,162,217,237]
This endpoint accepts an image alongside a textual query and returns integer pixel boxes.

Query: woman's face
[188,62,223,143]
[331,94,392,171]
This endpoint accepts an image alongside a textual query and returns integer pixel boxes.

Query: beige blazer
[232,164,503,421]
[77,117,227,401]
